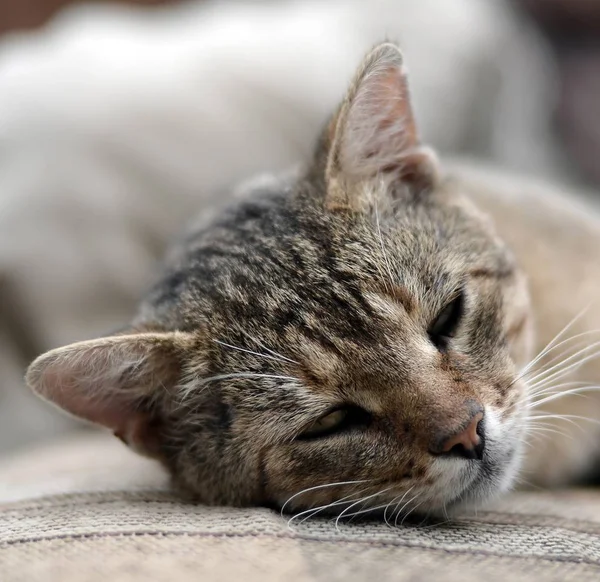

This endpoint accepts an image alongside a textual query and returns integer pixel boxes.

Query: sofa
[2,433,599,582]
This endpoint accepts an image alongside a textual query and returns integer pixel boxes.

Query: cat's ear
[25,331,196,458]
[323,43,439,212]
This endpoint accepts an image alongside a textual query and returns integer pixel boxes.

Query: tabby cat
[26,43,600,519]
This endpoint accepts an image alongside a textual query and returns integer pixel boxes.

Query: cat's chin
[425,445,524,518]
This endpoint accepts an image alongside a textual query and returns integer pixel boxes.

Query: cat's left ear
[25,331,198,458]
[323,43,439,212]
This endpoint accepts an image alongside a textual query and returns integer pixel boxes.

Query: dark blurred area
[519,0,600,186]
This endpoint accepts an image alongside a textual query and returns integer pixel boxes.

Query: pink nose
[441,412,483,453]
[432,412,485,461]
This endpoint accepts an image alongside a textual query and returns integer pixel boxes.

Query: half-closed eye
[297,406,371,440]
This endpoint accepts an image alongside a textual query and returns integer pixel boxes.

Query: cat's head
[26,44,533,518]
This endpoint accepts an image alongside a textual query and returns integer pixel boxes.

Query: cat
[25,43,600,519]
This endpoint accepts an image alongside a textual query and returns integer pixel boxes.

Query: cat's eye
[297,407,370,440]
[428,291,465,351]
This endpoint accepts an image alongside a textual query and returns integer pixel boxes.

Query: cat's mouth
[278,451,518,523]
[425,442,522,516]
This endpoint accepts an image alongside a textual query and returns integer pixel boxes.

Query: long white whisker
[528,385,600,409]
[280,480,370,516]
[214,339,297,365]
[531,360,600,391]
[176,370,300,405]
[530,412,600,423]
[519,305,592,376]
[260,346,299,365]
[394,493,420,526]
[334,487,392,532]
[400,499,426,526]
[343,498,398,521]
[528,380,596,398]
[528,413,600,434]
[523,423,576,441]
[384,486,415,528]
[287,488,369,527]
[525,333,600,379]
[240,331,301,365]
[505,380,594,418]
[526,342,600,387]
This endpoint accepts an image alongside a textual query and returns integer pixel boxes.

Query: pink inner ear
[36,357,139,433]
[373,65,418,147]
[340,63,421,178]
[40,361,160,456]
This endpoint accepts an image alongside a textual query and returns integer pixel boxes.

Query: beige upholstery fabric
[1,435,600,581]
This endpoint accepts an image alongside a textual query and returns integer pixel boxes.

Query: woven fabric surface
[1,434,600,582]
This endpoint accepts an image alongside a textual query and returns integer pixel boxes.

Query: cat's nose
[430,411,485,461]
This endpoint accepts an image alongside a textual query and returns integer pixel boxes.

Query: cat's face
[26,44,533,518]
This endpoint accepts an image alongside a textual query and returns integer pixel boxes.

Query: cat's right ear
[25,331,199,458]
[318,43,439,213]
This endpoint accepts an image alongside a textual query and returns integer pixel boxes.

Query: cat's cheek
[260,445,350,512]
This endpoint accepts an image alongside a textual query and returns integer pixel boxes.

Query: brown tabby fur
[25,43,600,518]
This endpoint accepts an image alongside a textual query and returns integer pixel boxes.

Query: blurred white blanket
[0,0,562,451]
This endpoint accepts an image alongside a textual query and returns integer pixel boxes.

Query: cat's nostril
[446,438,484,461]
[431,412,485,461]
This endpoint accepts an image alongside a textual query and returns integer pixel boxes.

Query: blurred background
[0,0,598,456]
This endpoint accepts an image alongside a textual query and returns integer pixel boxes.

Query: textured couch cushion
[1,434,600,582]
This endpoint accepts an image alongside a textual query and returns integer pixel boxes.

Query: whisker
[393,492,420,527]
[259,346,299,365]
[528,380,596,398]
[239,331,301,365]
[396,494,422,526]
[526,334,600,378]
[524,424,576,442]
[342,487,417,524]
[343,498,396,521]
[528,385,600,410]
[280,480,371,516]
[384,486,415,528]
[529,413,600,427]
[525,342,600,387]
[287,488,369,528]
[214,339,297,365]
[334,487,392,532]
[525,413,600,445]
[504,380,594,419]
[519,305,592,376]
[504,311,595,395]
[400,499,426,526]
[175,369,300,405]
